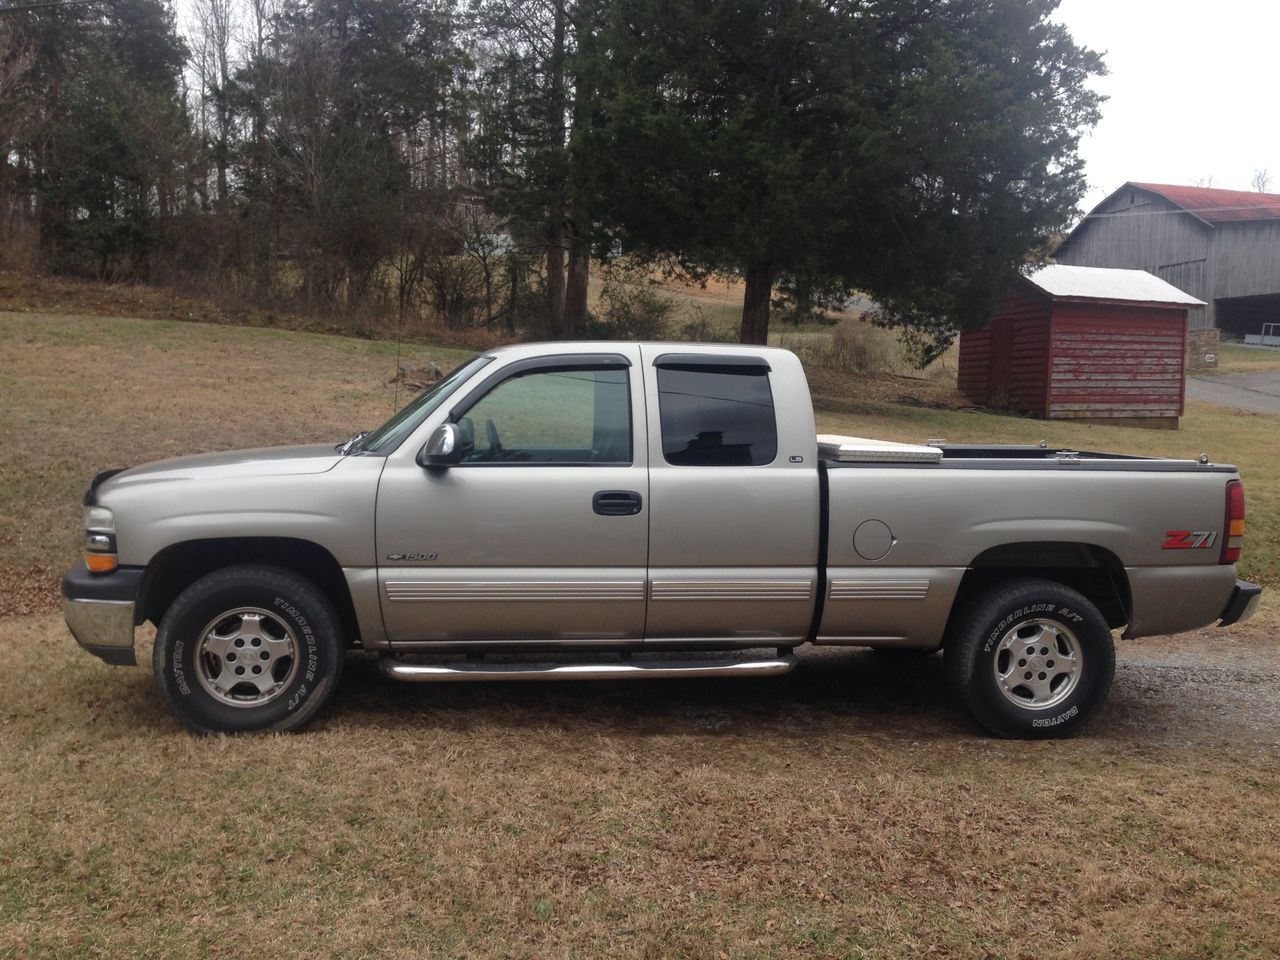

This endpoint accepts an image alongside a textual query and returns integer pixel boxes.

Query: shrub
[777,319,890,375]
[586,270,676,340]
[676,308,737,343]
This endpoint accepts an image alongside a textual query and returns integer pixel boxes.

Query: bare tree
[189,0,239,207]
[0,20,34,142]
[0,20,34,256]
[1252,168,1273,194]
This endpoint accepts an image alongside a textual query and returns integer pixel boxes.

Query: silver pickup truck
[62,342,1261,737]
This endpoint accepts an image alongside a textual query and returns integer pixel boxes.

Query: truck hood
[101,444,344,493]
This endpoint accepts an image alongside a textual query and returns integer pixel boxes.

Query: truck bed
[818,436,1236,473]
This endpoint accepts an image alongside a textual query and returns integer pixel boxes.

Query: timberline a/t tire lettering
[273,596,319,684]
[983,603,1075,653]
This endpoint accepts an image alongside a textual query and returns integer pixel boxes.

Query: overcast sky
[1053,0,1280,213]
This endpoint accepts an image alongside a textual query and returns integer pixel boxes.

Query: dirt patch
[0,566,60,619]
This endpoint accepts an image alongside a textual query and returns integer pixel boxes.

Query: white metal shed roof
[1028,264,1205,306]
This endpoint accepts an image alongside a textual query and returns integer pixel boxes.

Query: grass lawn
[1211,343,1280,375]
[2,312,1279,959]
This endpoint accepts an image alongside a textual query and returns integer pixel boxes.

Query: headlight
[85,506,115,532]
[83,506,117,573]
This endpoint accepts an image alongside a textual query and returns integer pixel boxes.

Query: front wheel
[153,565,344,733]
[945,579,1115,738]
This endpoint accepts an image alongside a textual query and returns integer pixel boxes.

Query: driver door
[375,350,649,644]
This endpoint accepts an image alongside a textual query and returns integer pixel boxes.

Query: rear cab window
[655,356,778,466]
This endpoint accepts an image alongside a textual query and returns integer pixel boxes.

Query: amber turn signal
[85,553,118,574]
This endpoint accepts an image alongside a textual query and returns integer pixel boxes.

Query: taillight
[1220,480,1245,565]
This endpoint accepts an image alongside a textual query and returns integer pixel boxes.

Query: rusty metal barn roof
[1027,264,1205,306]
[1130,182,1280,223]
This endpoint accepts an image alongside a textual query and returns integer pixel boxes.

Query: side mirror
[419,423,463,467]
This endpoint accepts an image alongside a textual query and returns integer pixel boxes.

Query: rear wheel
[153,565,344,733]
[945,579,1115,738]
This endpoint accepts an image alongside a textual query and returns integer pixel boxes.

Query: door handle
[593,490,643,516]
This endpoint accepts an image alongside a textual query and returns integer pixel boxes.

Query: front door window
[457,367,632,464]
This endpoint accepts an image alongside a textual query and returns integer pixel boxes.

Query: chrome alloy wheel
[194,607,299,707]
[991,619,1083,710]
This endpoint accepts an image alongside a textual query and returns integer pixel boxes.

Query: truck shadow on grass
[90,640,1275,746]
[331,650,975,742]
[328,647,1280,748]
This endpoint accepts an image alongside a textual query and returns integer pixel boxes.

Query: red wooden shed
[958,264,1205,428]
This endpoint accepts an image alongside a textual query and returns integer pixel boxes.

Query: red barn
[958,264,1205,428]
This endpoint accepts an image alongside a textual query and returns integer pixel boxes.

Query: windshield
[360,355,493,455]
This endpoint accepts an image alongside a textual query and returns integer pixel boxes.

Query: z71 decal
[1162,530,1218,550]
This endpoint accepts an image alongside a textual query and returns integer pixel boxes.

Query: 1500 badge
[1162,531,1217,550]
[387,552,438,561]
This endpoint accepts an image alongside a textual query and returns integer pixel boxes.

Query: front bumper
[1219,579,1263,628]
[61,561,145,666]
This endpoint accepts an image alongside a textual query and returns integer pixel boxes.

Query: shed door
[986,316,1013,408]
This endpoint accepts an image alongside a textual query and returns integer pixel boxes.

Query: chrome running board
[379,655,797,683]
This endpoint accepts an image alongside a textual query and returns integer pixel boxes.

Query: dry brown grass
[1213,343,1280,375]
[0,269,322,332]
[3,310,1280,959]
[0,312,471,617]
[3,613,1279,960]
[0,270,509,353]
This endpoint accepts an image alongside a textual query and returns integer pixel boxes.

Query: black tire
[153,565,344,733]
[944,579,1115,739]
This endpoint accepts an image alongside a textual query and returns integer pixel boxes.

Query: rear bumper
[1219,579,1263,628]
[61,562,145,666]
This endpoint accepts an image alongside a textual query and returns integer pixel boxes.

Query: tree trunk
[543,0,568,337]
[505,253,521,335]
[0,156,9,251]
[480,258,494,326]
[740,261,775,345]
[561,0,595,341]
[545,225,565,336]
[216,137,228,208]
[564,237,589,337]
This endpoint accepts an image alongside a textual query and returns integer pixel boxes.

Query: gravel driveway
[1102,628,1280,750]
[1187,369,1280,415]
[779,620,1280,751]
